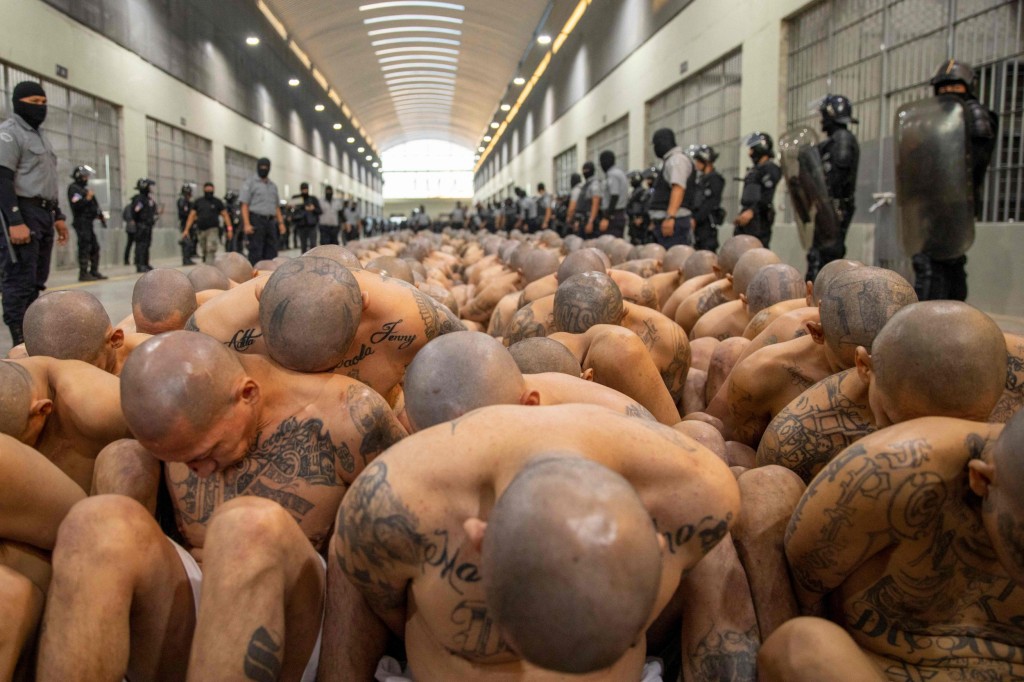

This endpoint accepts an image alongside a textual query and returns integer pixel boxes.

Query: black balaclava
[570,172,582,187]
[652,128,676,159]
[12,81,47,129]
[204,185,214,199]
[257,158,271,179]
[599,151,615,173]
[582,162,595,180]
[300,183,309,197]
[325,187,333,200]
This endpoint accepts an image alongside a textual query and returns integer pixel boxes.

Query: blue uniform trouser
[1,201,55,340]
[654,216,693,248]
[247,213,278,264]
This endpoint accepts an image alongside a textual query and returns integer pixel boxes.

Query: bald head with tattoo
[553,272,624,334]
[745,264,806,317]
[508,337,582,376]
[482,458,663,673]
[305,244,362,269]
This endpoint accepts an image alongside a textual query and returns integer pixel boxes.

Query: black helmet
[181,183,193,196]
[71,164,95,183]
[136,177,155,192]
[692,145,719,164]
[931,59,975,95]
[628,170,643,186]
[224,191,239,202]
[744,132,774,160]
[641,167,657,181]
[820,94,858,125]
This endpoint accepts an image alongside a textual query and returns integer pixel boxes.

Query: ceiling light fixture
[333,123,343,130]
[364,14,463,24]
[246,36,260,46]
[483,135,492,141]
[347,137,356,143]
[375,46,459,56]
[500,103,511,111]
[366,155,373,160]
[371,37,460,46]
[537,34,552,45]
[358,146,366,152]
[372,162,379,167]
[288,78,300,86]
[360,1,464,10]
[314,104,325,112]
[490,122,500,129]
[381,62,457,71]
[513,76,526,86]
[368,27,461,36]
[478,146,485,152]
[379,54,459,64]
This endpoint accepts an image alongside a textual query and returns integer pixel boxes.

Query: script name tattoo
[227,328,263,352]
[370,320,417,350]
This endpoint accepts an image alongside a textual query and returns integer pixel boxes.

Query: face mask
[652,129,676,159]
[582,168,595,180]
[325,192,333,201]
[141,186,151,195]
[14,101,47,129]
[600,153,615,173]
[204,190,214,199]
[257,166,270,179]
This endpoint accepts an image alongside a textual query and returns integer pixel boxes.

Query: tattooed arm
[784,431,949,612]
[409,285,466,341]
[333,461,424,635]
[343,384,408,480]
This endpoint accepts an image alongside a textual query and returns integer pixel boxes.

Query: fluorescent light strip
[386,76,459,85]
[360,1,465,11]
[392,97,453,105]
[375,46,459,55]
[364,14,463,24]
[379,54,458,64]
[371,37,460,46]
[367,27,461,36]
[391,91,453,98]
[388,85,456,94]
[257,0,288,40]
[382,62,457,71]
[393,104,452,112]
[384,71,456,80]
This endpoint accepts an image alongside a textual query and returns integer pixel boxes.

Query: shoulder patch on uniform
[0,132,12,143]
[762,177,774,188]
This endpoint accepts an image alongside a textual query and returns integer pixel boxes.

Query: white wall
[0,0,382,208]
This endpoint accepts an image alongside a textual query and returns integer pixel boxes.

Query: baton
[0,207,18,264]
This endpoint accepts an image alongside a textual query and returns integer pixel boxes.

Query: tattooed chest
[170,417,350,539]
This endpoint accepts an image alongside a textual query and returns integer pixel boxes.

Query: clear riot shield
[895,95,974,260]
[779,128,840,250]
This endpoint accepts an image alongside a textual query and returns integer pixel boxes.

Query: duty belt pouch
[126,221,137,235]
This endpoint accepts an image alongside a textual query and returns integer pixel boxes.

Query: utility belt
[648,208,691,220]
[251,212,276,220]
[19,196,58,211]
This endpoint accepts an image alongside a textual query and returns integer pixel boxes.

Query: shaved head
[553,272,624,334]
[120,331,242,443]
[812,259,861,305]
[258,256,363,372]
[520,249,560,284]
[988,409,1024,583]
[821,267,918,368]
[509,337,582,376]
[732,248,782,296]
[557,249,606,282]
[366,256,414,284]
[215,252,256,283]
[132,269,197,334]
[664,245,695,273]
[188,265,231,292]
[562,235,584,253]
[607,241,633,266]
[254,259,278,271]
[872,301,1004,421]
[404,332,525,430]
[24,291,111,364]
[746,264,806,316]
[305,245,361,269]
[639,243,666,263]
[718,235,763,275]
[683,251,718,279]
[0,362,32,437]
[483,457,662,674]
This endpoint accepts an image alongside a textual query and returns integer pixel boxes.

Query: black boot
[79,270,97,282]
[90,270,108,279]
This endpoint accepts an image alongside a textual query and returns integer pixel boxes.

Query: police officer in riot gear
[224,191,243,253]
[177,183,196,265]
[648,128,696,248]
[626,170,651,245]
[810,94,860,280]
[690,145,726,252]
[911,59,998,301]
[67,165,108,281]
[129,178,158,272]
[735,132,782,247]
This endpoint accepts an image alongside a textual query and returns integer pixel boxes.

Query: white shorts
[373,655,664,681]
[169,538,326,682]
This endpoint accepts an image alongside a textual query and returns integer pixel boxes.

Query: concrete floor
[2,250,1023,356]
[0,248,304,355]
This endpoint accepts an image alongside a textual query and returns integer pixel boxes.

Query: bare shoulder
[845,417,1002,475]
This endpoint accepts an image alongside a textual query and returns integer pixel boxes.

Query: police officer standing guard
[626,171,651,245]
[690,145,725,252]
[240,157,285,265]
[129,178,157,273]
[177,183,196,265]
[0,81,69,345]
[810,94,860,279]
[183,182,233,263]
[911,60,998,301]
[735,132,782,247]
[67,164,108,281]
[599,151,630,239]
[648,128,695,248]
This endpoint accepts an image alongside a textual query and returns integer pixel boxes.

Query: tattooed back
[334,404,739,681]
[787,419,1024,679]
